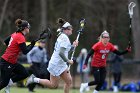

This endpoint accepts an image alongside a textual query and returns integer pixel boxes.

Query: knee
[98,81,104,86]
[65,78,72,87]
[95,80,105,86]
[95,79,100,84]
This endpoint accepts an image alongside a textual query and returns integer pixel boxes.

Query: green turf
[0,87,138,93]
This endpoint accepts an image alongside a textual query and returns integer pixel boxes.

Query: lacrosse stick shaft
[67,18,85,71]
[68,31,81,70]
[70,32,81,60]
[128,17,132,46]
[128,2,136,46]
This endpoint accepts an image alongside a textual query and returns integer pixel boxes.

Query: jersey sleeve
[92,43,98,51]
[110,43,116,52]
[17,35,26,44]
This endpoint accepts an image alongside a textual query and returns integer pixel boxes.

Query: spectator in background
[109,45,124,93]
[76,48,90,91]
[27,40,49,92]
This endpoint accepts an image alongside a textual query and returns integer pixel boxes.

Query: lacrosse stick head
[35,27,52,42]
[78,18,86,32]
[80,18,85,28]
[128,2,136,18]
[40,28,52,39]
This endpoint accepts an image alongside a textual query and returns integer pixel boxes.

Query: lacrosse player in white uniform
[26,18,78,93]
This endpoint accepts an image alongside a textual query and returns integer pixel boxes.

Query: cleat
[80,83,87,93]
[25,74,36,86]
[85,86,90,91]
[4,86,10,93]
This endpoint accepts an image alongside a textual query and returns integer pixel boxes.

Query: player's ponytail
[15,18,30,32]
[15,19,22,27]
[57,18,66,28]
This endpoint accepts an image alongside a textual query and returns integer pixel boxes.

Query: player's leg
[116,72,121,86]
[94,67,106,93]
[0,61,12,90]
[113,73,118,92]
[11,63,29,82]
[27,63,39,92]
[26,74,60,89]
[89,67,101,86]
[80,67,100,93]
[38,75,60,88]
[60,70,72,93]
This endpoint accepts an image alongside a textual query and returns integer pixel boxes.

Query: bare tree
[0,0,9,31]
[40,0,47,28]
[0,0,9,42]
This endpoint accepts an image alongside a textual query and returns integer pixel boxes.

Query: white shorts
[47,63,67,76]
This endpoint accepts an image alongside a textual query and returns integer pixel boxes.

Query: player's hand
[31,40,36,45]
[126,46,131,52]
[67,60,74,65]
[73,40,79,47]
[83,64,87,69]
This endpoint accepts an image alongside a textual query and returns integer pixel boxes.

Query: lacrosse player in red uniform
[0,19,36,93]
[80,30,131,93]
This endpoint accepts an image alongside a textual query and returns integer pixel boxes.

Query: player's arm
[84,49,94,65]
[113,50,128,55]
[69,40,78,53]
[59,47,69,62]
[19,41,35,55]
[4,36,11,46]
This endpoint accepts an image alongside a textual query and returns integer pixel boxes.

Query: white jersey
[49,33,71,66]
[47,33,71,76]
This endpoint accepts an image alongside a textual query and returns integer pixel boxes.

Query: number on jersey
[8,37,13,47]
[102,54,106,59]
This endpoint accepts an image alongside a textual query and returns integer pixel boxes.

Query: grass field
[0,87,138,93]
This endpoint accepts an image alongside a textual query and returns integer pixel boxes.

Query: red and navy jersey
[91,41,116,67]
[2,32,25,64]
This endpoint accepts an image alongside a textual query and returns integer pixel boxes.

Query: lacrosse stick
[128,2,136,47]
[68,18,86,71]
[35,27,52,42]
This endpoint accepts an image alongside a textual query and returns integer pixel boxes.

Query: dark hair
[57,18,72,31]
[57,18,66,27]
[15,19,30,32]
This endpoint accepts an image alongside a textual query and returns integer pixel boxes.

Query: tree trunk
[0,0,9,31]
[40,0,47,28]
[0,0,9,43]
[40,0,53,55]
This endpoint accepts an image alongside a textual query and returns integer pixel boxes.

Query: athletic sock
[33,78,40,83]
[8,79,14,86]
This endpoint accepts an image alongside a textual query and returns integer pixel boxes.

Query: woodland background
[0,0,140,60]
